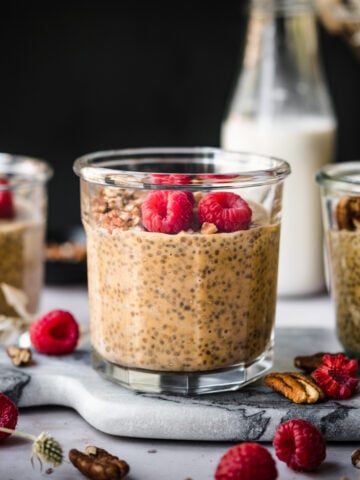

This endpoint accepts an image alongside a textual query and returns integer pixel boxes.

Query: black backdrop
[0,1,359,231]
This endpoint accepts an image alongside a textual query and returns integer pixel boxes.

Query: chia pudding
[327,198,360,357]
[84,188,280,372]
[0,204,45,316]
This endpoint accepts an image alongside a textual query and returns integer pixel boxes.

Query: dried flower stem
[0,426,35,440]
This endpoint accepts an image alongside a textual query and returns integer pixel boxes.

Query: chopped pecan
[264,372,325,404]
[6,346,32,367]
[69,446,129,480]
[335,195,360,231]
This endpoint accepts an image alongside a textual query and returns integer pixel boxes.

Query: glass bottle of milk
[222,0,337,297]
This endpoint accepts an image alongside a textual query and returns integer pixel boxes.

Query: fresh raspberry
[311,353,358,399]
[197,192,252,232]
[0,392,18,440]
[141,190,194,234]
[30,309,79,355]
[215,442,278,480]
[273,419,326,472]
[0,179,14,219]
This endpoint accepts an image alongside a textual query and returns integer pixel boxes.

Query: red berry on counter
[273,418,326,472]
[197,192,252,232]
[312,353,358,400]
[215,442,278,480]
[30,310,79,355]
[0,392,18,440]
[0,179,14,219]
[141,190,194,234]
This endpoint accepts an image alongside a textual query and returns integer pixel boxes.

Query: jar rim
[316,161,360,194]
[73,147,290,189]
[0,153,53,186]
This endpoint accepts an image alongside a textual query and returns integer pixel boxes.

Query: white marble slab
[1,327,358,442]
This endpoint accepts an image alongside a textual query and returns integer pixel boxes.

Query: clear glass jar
[0,154,52,318]
[222,0,337,296]
[74,147,290,394]
[316,162,360,358]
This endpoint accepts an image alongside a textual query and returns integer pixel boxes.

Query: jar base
[92,347,273,395]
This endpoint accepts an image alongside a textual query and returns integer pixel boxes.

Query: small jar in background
[316,162,360,358]
[0,154,52,320]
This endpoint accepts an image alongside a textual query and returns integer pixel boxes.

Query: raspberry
[0,392,18,440]
[215,443,278,480]
[273,419,326,472]
[30,309,79,355]
[141,190,194,234]
[0,179,14,219]
[197,192,252,232]
[311,353,358,399]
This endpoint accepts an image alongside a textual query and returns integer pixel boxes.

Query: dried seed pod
[32,432,63,467]
[335,195,360,231]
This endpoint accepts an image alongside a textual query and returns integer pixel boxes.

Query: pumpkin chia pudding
[0,204,45,316]
[326,195,360,357]
[84,187,280,372]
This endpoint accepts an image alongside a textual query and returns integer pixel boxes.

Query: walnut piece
[6,345,32,367]
[69,446,129,480]
[264,372,325,404]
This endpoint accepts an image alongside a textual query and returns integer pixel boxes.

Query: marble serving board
[0,327,359,442]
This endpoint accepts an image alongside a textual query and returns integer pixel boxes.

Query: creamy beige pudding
[84,188,280,372]
[327,229,360,357]
[0,204,45,316]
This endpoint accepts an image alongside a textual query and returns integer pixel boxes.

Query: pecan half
[264,372,325,404]
[69,446,129,480]
[294,352,342,372]
[294,352,327,372]
[6,346,32,367]
[335,195,360,231]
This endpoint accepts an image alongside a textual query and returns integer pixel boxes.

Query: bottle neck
[245,0,319,76]
[232,0,334,119]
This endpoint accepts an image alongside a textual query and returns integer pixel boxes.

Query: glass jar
[0,154,52,318]
[316,162,360,358]
[74,147,290,394]
[222,0,337,296]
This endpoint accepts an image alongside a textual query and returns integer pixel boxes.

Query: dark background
[0,1,359,232]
